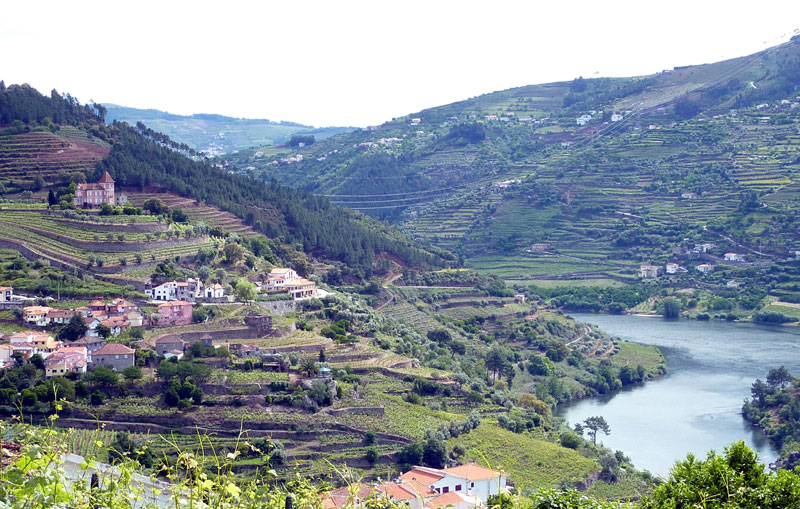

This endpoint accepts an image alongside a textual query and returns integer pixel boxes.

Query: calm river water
[557,314,800,476]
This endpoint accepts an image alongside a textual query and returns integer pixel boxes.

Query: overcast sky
[2,1,799,127]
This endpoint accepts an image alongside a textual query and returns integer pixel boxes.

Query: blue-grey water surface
[557,314,800,476]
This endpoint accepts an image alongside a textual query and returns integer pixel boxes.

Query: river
[557,313,800,477]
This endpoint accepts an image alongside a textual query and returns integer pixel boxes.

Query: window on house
[442,487,449,493]
[455,484,462,491]
[470,482,474,488]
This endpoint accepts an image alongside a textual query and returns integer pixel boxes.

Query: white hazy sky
[2,1,799,127]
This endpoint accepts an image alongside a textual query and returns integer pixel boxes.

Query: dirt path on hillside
[375,273,402,311]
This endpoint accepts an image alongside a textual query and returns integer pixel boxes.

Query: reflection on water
[557,314,800,476]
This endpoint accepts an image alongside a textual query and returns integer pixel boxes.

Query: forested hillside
[0,83,453,277]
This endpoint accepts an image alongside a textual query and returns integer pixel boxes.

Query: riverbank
[558,313,799,476]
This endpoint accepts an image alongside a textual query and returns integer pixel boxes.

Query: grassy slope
[452,422,598,489]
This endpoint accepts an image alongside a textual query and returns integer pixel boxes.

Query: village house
[156,301,193,327]
[74,171,117,208]
[576,114,592,126]
[45,349,87,377]
[146,280,204,302]
[724,253,745,262]
[100,315,131,336]
[694,243,715,253]
[665,263,679,274]
[286,278,316,300]
[727,280,743,288]
[91,343,136,371]
[9,331,62,358]
[399,464,506,504]
[0,286,13,302]
[321,464,504,508]
[204,283,225,299]
[611,113,623,122]
[46,308,73,325]
[640,264,660,279]
[23,306,51,327]
[697,263,714,274]
[155,334,185,355]
[264,268,298,290]
[530,243,549,253]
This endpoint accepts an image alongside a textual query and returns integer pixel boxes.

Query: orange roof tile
[400,478,436,498]
[97,171,114,183]
[441,463,504,481]
[426,491,472,508]
[399,467,444,486]
[158,300,192,307]
[376,482,416,501]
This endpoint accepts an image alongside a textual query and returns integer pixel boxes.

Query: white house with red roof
[399,464,506,504]
[320,463,504,508]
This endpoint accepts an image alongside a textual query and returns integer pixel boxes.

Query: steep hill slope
[222,36,800,286]
[104,104,354,155]
[0,83,453,278]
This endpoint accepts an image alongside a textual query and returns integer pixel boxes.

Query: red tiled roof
[97,171,114,183]
[158,300,192,307]
[376,482,416,501]
[155,334,184,345]
[399,468,444,486]
[426,491,472,508]
[441,463,504,481]
[93,343,135,356]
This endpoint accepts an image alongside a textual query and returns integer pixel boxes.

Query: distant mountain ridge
[103,104,355,155]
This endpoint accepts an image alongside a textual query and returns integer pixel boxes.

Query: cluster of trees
[446,122,486,144]
[743,366,799,463]
[0,83,106,126]
[396,412,481,469]
[538,285,655,313]
[288,134,315,147]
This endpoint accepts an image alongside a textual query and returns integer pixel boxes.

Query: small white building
[0,286,13,302]
[724,253,745,262]
[694,243,715,253]
[611,113,624,122]
[398,464,507,504]
[696,264,714,274]
[264,268,299,290]
[576,114,592,126]
[665,263,679,275]
[204,283,225,299]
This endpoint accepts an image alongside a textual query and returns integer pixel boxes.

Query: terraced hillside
[126,191,256,237]
[0,128,109,186]
[224,36,800,287]
[0,207,214,288]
